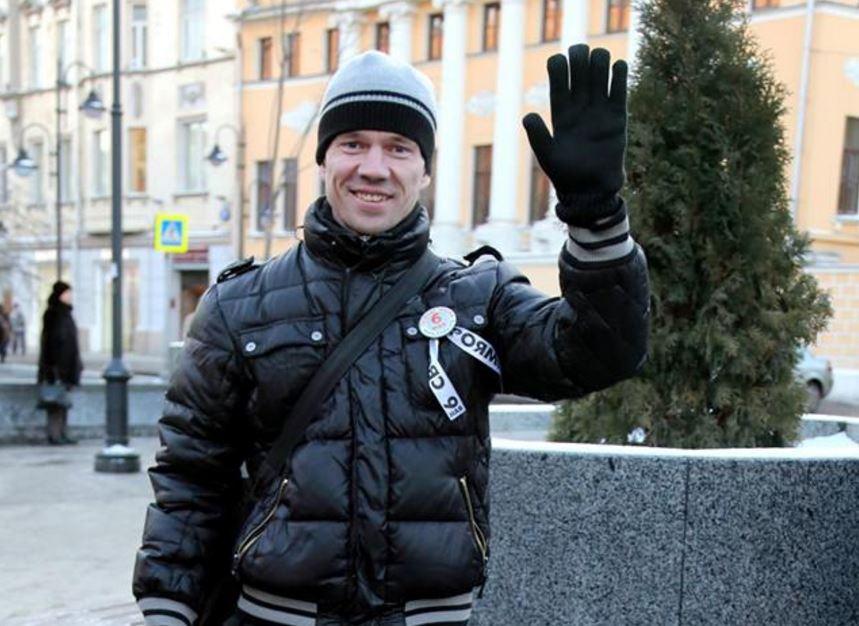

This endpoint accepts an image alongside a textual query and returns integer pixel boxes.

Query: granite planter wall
[0,381,167,443]
[473,440,859,626]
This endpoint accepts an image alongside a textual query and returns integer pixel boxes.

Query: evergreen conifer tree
[551,0,831,448]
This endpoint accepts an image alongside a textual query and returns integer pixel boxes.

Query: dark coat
[0,310,10,345]
[37,299,83,387]
[133,198,650,624]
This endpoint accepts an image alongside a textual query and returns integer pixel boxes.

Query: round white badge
[419,306,457,338]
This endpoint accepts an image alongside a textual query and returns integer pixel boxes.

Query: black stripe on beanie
[316,99,435,173]
[322,90,436,129]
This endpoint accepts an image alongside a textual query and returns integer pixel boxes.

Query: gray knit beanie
[315,51,438,173]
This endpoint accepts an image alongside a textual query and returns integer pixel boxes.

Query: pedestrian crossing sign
[154,213,189,253]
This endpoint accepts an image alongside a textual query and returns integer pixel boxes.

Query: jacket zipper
[231,477,289,576]
[458,476,488,562]
[340,265,359,602]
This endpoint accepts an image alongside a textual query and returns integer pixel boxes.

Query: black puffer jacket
[134,198,649,625]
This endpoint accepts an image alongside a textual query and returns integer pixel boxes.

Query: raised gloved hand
[523,44,628,227]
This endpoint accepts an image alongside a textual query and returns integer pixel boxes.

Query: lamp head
[79,90,106,119]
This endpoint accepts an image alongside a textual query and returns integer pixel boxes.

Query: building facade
[237,0,859,373]
[0,0,239,359]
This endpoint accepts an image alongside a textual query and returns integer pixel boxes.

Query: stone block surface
[472,448,686,625]
[681,459,859,626]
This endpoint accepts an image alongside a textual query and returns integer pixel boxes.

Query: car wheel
[805,381,823,414]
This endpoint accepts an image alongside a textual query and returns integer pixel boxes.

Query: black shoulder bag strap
[253,248,440,491]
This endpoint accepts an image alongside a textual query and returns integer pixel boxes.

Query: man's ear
[420,173,431,190]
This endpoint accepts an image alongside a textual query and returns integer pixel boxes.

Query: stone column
[474,0,525,253]
[430,0,470,258]
[561,0,588,50]
[379,1,415,63]
[331,10,363,65]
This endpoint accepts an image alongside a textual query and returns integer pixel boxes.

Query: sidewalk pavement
[0,351,166,378]
[0,437,159,625]
[0,358,164,384]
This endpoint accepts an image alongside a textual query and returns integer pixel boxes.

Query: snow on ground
[796,431,859,451]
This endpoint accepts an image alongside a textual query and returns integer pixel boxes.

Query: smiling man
[134,50,650,626]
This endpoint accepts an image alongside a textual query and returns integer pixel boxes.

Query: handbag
[198,249,440,625]
[37,381,71,409]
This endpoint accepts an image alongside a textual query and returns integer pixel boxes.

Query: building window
[30,141,44,204]
[59,138,72,203]
[428,13,443,61]
[606,0,630,33]
[178,119,206,192]
[838,118,859,216]
[419,154,437,221]
[93,5,109,72]
[751,0,780,8]
[29,26,41,88]
[326,28,339,73]
[259,37,273,79]
[542,0,561,42]
[282,158,298,231]
[0,145,7,203]
[256,160,273,231]
[57,20,70,77]
[283,32,300,77]
[376,22,390,54]
[529,155,551,224]
[483,3,500,52]
[472,145,492,227]
[0,33,5,92]
[129,128,147,193]
[92,131,109,197]
[181,0,205,62]
[130,5,147,69]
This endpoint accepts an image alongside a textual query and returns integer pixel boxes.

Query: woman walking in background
[37,281,83,445]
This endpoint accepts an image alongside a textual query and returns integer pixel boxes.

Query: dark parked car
[796,347,833,413]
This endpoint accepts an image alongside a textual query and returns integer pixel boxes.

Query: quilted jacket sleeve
[132,285,249,624]
[488,202,650,401]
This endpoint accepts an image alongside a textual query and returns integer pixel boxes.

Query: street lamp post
[55,59,106,281]
[95,0,139,474]
[10,83,104,282]
[205,123,247,259]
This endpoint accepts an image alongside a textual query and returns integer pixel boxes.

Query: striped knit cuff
[565,208,634,265]
[138,597,197,626]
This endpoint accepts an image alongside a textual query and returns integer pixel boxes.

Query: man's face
[321,130,430,235]
[59,289,72,305]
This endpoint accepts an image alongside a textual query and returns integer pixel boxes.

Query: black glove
[523,45,628,227]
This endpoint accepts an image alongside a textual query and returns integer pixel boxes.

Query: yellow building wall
[239,1,859,366]
[810,270,859,369]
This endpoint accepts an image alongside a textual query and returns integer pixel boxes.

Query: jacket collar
[303,196,430,272]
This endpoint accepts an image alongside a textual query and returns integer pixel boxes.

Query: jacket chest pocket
[239,317,329,416]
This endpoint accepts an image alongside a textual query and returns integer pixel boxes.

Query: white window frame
[130,4,147,70]
[93,4,109,72]
[180,0,205,62]
[59,137,73,203]
[57,20,70,78]
[0,32,5,92]
[29,140,44,204]
[92,129,110,197]
[29,25,41,89]
[177,118,206,193]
